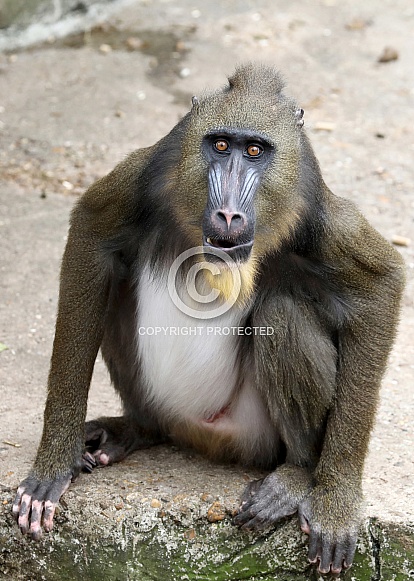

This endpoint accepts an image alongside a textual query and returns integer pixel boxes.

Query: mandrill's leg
[82,416,166,471]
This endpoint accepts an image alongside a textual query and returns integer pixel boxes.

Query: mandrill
[13,63,405,575]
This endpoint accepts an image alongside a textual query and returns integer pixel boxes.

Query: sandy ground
[0,0,413,526]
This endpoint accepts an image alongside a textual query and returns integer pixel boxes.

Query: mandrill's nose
[211,209,248,236]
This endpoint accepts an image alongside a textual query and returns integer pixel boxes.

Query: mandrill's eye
[246,143,263,158]
[214,139,230,153]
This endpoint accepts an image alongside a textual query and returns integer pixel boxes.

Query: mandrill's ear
[295,108,305,128]
[191,96,200,112]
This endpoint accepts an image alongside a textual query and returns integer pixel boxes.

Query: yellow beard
[203,254,258,306]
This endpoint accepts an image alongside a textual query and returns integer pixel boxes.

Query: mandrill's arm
[299,209,405,575]
[12,150,151,539]
[13,218,110,539]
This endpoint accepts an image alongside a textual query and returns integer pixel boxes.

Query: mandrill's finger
[17,493,32,534]
[308,530,322,563]
[82,451,97,473]
[331,532,357,573]
[298,506,310,534]
[29,499,44,541]
[43,500,57,532]
[344,534,357,570]
[233,506,256,527]
[332,546,346,575]
[12,486,24,517]
[239,511,269,531]
[318,536,335,575]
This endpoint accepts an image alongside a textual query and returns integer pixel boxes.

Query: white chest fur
[136,265,245,420]
[136,264,277,464]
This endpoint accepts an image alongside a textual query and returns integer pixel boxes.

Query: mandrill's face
[201,127,275,264]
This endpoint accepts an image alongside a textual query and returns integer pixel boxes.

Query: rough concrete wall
[0,0,106,30]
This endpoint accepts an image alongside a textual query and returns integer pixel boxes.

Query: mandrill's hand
[13,471,74,540]
[298,483,362,575]
[234,464,314,530]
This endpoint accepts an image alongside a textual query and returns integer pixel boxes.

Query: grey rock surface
[0,0,413,578]
[0,0,104,29]
[0,0,138,52]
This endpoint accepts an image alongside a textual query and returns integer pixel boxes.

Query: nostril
[215,210,246,231]
[229,213,243,227]
[216,211,229,226]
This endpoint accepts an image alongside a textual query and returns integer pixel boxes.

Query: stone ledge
[1,446,413,580]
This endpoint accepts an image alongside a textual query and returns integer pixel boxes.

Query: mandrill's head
[169,63,323,303]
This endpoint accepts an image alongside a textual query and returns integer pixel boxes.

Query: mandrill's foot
[82,416,165,472]
[234,464,313,530]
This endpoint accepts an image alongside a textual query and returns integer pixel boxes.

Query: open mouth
[204,236,253,253]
